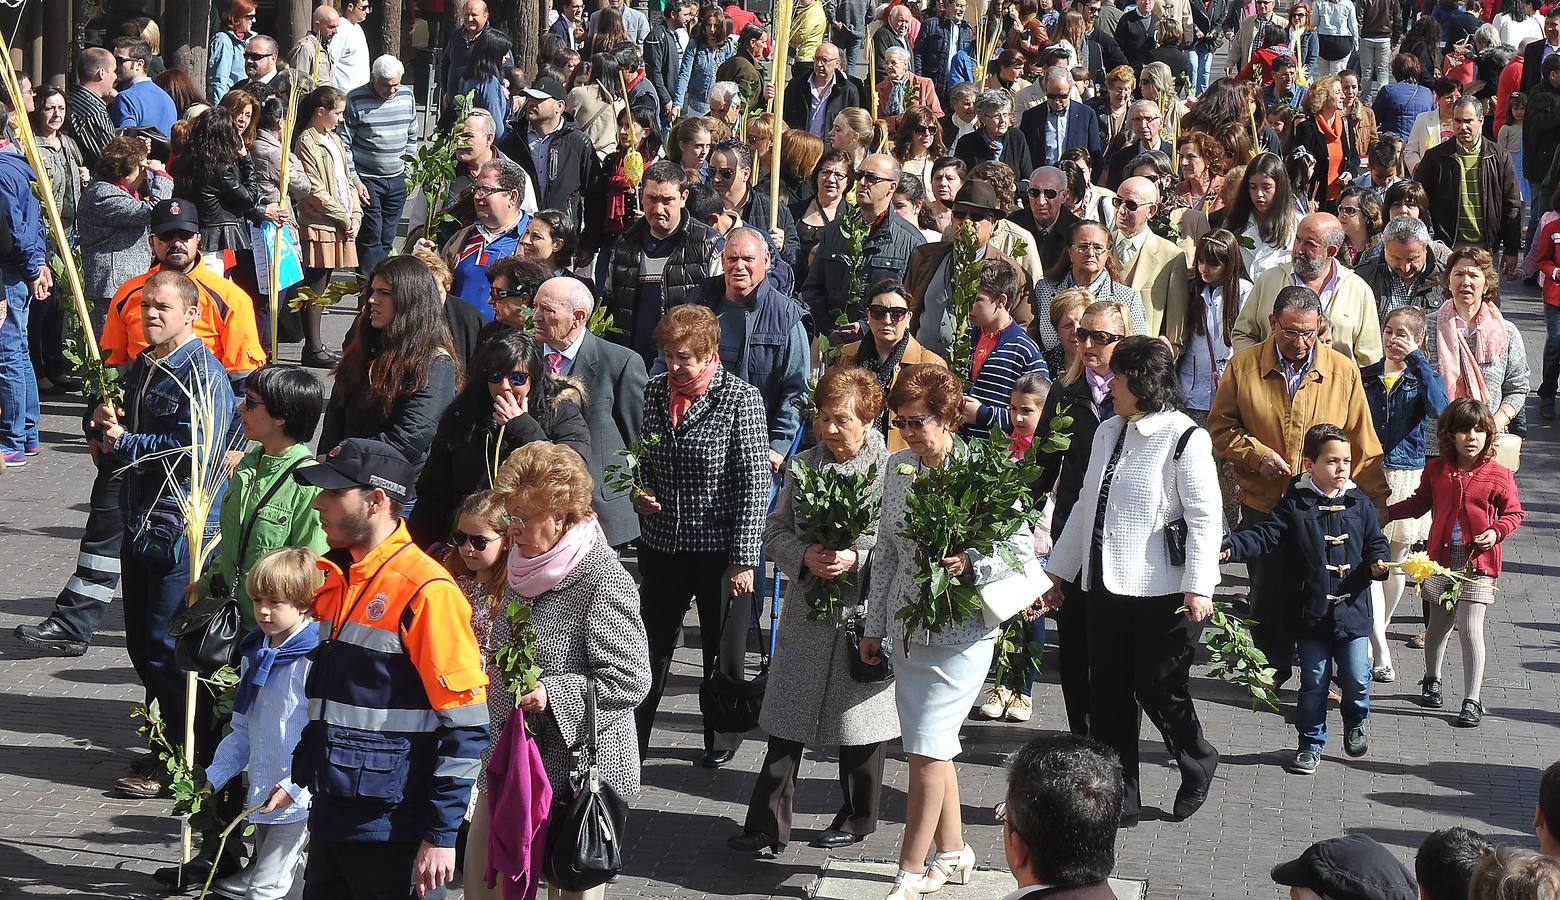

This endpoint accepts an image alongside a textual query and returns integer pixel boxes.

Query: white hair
[1043,65,1073,87]
[465,107,498,137]
[539,275,596,317]
[1131,98,1160,118]
[885,46,912,66]
[370,55,404,83]
[709,81,740,105]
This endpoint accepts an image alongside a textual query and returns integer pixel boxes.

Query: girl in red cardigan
[1387,399,1525,729]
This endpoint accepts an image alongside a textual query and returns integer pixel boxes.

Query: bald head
[1114,176,1160,238]
[534,276,595,348]
[313,4,341,39]
[857,153,902,215]
[462,0,491,36]
[1292,212,1346,280]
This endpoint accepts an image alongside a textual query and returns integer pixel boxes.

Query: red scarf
[605,157,631,234]
[1007,431,1034,460]
[669,358,719,428]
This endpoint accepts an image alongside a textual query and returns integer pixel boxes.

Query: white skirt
[894,637,996,761]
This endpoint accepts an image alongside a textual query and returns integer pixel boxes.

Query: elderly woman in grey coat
[469,441,652,900]
[77,136,173,332]
[729,368,898,857]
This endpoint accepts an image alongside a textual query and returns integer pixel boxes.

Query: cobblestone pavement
[1,288,1556,900]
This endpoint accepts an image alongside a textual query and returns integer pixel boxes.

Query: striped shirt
[961,319,1048,438]
[67,85,116,168]
[343,83,419,179]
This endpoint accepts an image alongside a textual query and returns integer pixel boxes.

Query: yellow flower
[1393,551,1447,583]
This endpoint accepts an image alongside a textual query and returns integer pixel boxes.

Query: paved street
[1,288,1556,900]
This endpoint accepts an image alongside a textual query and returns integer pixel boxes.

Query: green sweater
[1454,140,1484,247]
[198,443,330,629]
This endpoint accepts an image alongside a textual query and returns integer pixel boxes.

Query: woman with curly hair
[320,255,459,481]
[892,106,947,201]
[218,89,260,150]
[1176,130,1230,217]
[170,107,279,298]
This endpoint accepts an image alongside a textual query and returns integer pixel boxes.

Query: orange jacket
[100,264,266,372]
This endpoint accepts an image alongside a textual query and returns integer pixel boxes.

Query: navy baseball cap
[1272,835,1418,900]
[295,438,416,503]
[151,198,201,236]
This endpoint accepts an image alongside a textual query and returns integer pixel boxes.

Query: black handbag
[844,616,894,684]
[169,457,308,676]
[698,592,769,734]
[544,677,629,892]
[1163,426,1198,568]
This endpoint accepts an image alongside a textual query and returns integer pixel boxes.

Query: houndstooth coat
[494,534,652,799]
[758,432,900,747]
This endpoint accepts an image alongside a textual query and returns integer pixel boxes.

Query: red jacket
[1533,215,1560,307]
[1388,457,1524,577]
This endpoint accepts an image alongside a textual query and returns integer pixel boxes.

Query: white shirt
[1493,13,1544,51]
[546,327,588,373]
[1179,279,1251,410]
[332,18,371,93]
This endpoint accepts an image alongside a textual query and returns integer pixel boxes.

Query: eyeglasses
[890,414,937,430]
[712,166,737,180]
[489,286,528,304]
[487,369,531,386]
[855,170,895,187]
[1075,327,1123,345]
[243,395,265,410]
[982,111,1014,121]
[818,169,850,181]
[1279,327,1320,341]
[950,209,991,223]
[868,304,911,322]
[450,530,497,551]
[243,52,276,60]
[1071,242,1107,257]
[1112,196,1149,212]
[815,56,841,64]
[1130,114,1162,124]
[1027,187,1060,199]
[474,185,516,198]
[1337,206,1361,217]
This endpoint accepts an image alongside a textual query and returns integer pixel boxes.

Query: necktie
[547,351,564,374]
[1111,232,1136,267]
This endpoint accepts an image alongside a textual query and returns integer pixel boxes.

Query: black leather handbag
[170,574,242,674]
[544,677,628,892]
[844,617,894,684]
[1163,426,1198,568]
[698,593,768,734]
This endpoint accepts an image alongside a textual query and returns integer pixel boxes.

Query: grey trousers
[247,820,309,900]
[1359,38,1392,105]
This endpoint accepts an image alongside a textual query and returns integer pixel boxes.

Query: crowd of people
[2,0,1558,896]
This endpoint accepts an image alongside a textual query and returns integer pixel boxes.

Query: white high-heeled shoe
[885,869,925,900]
[920,844,975,894]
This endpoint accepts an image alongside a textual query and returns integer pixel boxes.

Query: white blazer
[1045,409,1223,599]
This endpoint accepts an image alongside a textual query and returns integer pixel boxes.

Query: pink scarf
[507,518,603,598]
[669,357,719,429]
[1435,298,1509,407]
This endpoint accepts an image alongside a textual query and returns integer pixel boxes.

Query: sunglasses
[243,52,275,60]
[712,166,737,180]
[489,286,528,304]
[1112,196,1149,212]
[1075,327,1123,345]
[1027,187,1060,199]
[1046,92,1070,101]
[868,304,911,322]
[487,370,531,386]
[890,414,937,430]
[950,209,992,223]
[915,125,939,134]
[855,170,895,187]
[450,530,497,551]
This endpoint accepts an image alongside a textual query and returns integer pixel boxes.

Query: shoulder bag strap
[233,456,310,579]
[1173,424,1198,460]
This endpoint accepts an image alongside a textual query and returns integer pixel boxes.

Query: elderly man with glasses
[1104,99,1170,189]
[1210,285,1390,693]
[1106,176,1191,354]
[1008,166,1080,274]
[782,40,861,139]
[953,90,1033,184]
[1020,67,1104,170]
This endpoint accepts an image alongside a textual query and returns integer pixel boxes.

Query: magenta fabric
[484,714,553,900]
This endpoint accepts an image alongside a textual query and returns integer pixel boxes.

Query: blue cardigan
[1226,476,1389,640]
[1362,350,1447,470]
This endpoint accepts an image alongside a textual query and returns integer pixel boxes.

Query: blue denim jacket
[675,38,734,115]
[113,336,241,527]
[1362,350,1447,470]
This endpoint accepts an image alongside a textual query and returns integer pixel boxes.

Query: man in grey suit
[533,277,648,547]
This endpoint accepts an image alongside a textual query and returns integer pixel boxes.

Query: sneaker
[1286,750,1321,775]
[2,449,26,468]
[1407,630,1427,649]
[1004,693,1034,722]
[1371,664,1396,684]
[23,442,40,457]
[977,686,1013,720]
[1344,726,1368,757]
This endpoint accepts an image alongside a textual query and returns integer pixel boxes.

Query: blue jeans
[0,277,41,454]
[1540,303,1560,401]
[358,174,408,277]
[1187,46,1214,95]
[121,527,196,732]
[1295,634,1370,753]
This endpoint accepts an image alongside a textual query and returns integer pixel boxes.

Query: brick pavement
[1,290,1556,900]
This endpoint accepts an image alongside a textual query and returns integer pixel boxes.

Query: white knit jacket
[1046,409,1223,599]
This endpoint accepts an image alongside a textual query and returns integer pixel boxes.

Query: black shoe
[727,830,784,856]
[301,347,340,370]
[699,748,735,768]
[14,619,89,657]
[1542,397,1555,421]
[152,857,213,892]
[810,829,865,850]
[1172,779,1212,821]
[1455,699,1484,727]
[1344,726,1368,757]
[1118,810,1140,828]
[1420,677,1443,709]
[50,374,84,392]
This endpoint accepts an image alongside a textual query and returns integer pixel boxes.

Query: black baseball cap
[295,438,416,503]
[1272,835,1418,900]
[522,76,567,102]
[151,198,201,236]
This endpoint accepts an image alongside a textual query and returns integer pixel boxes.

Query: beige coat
[566,84,623,162]
[1117,230,1189,353]
[1233,13,1289,70]
[294,127,362,267]
[1232,261,1384,366]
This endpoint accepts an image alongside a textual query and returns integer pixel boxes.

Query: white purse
[979,557,1052,628]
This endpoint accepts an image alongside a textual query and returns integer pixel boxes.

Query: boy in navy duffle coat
[1225,423,1390,777]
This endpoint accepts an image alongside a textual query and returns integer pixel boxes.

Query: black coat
[503,120,594,223]
[1113,8,1158,67]
[781,72,862,137]
[1007,206,1080,279]
[604,212,723,359]
[179,157,262,244]
[1104,139,1172,190]
[406,380,592,548]
[1227,480,1389,640]
[1288,114,1360,206]
[953,128,1034,184]
[445,296,484,369]
[799,209,926,327]
[319,353,458,475]
[1033,374,1115,535]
